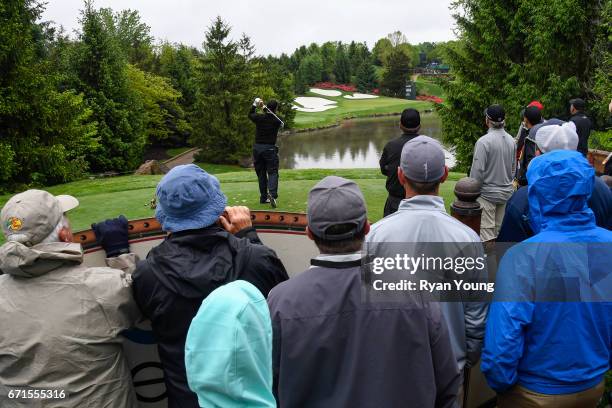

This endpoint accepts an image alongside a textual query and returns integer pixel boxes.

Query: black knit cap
[400,108,421,129]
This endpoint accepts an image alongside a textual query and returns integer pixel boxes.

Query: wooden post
[451,177,482,235]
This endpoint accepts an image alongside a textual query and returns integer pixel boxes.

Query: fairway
[293,91,431,130]
[0,168,464,241]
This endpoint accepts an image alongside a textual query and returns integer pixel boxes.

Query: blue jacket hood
[527,150,595,233]
[185,280,275,408]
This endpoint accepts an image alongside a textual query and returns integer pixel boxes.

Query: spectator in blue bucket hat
[132,164,289,408]
[155,164,227,232]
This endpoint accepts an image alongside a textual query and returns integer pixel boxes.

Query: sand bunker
[293,97,338,112]
[343,93,379,99]
[310,88,343,97]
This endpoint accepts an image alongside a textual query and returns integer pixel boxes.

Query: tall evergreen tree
[0,0,97,188]
[334,44,351,84]
[71,1,145,172]
[191,17,258,163]
[356,61,378,93]
[381,48,411,97]
[439,0,610,168]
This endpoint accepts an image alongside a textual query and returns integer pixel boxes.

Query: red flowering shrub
[416,95,444,104]
[313,82,358,92]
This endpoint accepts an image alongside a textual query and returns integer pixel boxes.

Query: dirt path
[163,147,201,169]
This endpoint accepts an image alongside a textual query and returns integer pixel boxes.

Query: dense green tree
[438,0,610,169]
[334,44,351,83]
[126,65,191,147]
[71,1,146,172]
[356,61,378,92]
[320,41,337,81]
[297,53,323,86]
[0,0,97,189]
[104,9,154,70]
[381,47,411,97]
[261,57,296,128]
[191,17,259,163]
[372,37,393,66]
[156,43,199,113]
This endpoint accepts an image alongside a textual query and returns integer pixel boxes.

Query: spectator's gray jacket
[268,252,460,408]
[0,241,140,408]
[470,128,516,203]
[367,196,489,371]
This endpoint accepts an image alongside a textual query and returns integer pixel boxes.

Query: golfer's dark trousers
[383,194,403,217]
[253,143,279,201]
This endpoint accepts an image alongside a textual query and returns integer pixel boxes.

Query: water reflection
[278,113,455,169]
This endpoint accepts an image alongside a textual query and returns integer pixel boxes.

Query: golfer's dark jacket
[267,257,460,408]
[380,131,420,198]
[132,226,288,408]
[249,105,282,145]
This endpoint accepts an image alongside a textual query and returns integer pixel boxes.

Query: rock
[134,160,170,175]
[238,156,254,168]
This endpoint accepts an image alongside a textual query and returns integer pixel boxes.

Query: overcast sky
[42,0,456,56]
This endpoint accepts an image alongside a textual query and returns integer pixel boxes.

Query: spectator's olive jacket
[0,241,140,408]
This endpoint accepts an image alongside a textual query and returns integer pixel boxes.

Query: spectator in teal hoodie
[185,280,275,408]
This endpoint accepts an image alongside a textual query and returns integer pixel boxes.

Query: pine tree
[191,17,259,164]
[334,45,351,84]
[72,1,145,172]
[381,48,411,97]
[356,62,378,93]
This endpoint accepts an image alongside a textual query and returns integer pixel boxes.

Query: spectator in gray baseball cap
[0,190,141,407]
[368,136,488,407]
[267,175,460,408]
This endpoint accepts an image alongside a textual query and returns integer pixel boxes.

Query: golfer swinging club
[249,97,284,208]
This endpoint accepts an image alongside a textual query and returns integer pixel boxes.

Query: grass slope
[0,168,465,239]
[293,91,431,130]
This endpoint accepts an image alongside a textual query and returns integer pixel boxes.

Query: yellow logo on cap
[6,217,23,232]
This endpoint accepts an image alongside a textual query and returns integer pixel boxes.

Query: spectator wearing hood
[132,164,288,408]
[185,280,275,408]
[368,136,488,406]
[0,191,140,407]
[470,105,517,241]
[379,108,422,216]
[268,175,460,408]
[497,124,612,243]
[482,150,612,407]
[569,98,593,156]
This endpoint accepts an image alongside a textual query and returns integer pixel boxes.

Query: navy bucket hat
[155,164,227,232]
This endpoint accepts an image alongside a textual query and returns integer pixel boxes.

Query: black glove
[92,215,130,258]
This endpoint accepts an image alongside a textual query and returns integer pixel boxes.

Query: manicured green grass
[416,78,445,98]
[0,168,465,241]
[165,146,192,158]
[195,162,249,174]
[293,91,432,130]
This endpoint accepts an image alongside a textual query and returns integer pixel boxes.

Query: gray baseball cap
[1,190,79,246]
[307,176,367,241]
[400,135,446,183]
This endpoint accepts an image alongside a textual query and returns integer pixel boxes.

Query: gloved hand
[92,215,130,258]
[253,97,262,107]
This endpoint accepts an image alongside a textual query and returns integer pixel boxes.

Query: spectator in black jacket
[379,108,422,216]
[268,176,460,408]
[132,164,289,408]
[515,105,543,186]
[249,98,283,207]
[569,98,592,156]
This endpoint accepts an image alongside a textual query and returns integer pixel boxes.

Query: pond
[277,113,455,169]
